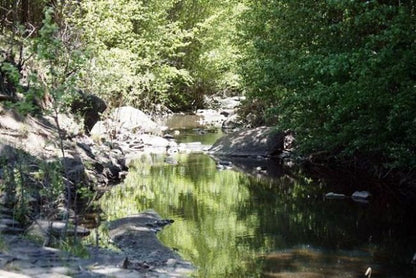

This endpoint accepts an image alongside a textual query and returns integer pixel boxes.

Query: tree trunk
[21,0,28,24]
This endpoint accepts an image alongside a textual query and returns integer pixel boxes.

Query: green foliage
[75,0,190,110]
[35,161,65,214]
[170,0,245,109]
[73,0,244,112]
[0,154,33,224]
[0,62,20,85]
[1,164,18,208]
[2,0,245,113]
[0,2,85,116]
[58,239,90,258]
[240,1,416,169]
[32,6,86,112]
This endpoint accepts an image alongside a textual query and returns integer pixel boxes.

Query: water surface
[100,153,416,277]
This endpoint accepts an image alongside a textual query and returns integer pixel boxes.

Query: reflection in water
[163,114,224,146]
[164,114,204,130]
[100,153,416,277]
[174,128,223,146]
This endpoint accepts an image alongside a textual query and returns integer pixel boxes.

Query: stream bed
[99,119,416,277]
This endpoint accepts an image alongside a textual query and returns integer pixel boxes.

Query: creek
[99,115,416,277]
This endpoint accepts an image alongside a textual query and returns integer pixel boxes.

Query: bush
[239,1,416,169]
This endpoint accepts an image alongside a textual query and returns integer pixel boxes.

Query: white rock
[90,120,108,137]
[351,191,371,199]
[138,134,176,148]
[166,258,177,266]
[113,106,160,133]
[365,267,372,277]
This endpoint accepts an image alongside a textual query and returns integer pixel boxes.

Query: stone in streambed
[209,126,287,157]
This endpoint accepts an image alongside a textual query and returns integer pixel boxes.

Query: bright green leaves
[74,0,244,111]
[240,1,416,169]
[76,0,195,110]
[32,6,86,112]
[35,8,60,61]
[0,62,20,86]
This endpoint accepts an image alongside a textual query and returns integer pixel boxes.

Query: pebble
[166,258,177,266]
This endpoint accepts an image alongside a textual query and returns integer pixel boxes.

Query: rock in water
[209,127,286,157]
[351,191,371,200]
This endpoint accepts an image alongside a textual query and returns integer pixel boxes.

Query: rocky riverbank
[0,105,191,277]
[0,95,248,277]
[0,209,193,278]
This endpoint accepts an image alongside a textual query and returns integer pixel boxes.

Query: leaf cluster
[239,0,416,169]
[73,0,244,112]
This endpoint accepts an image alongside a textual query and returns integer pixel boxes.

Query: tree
[168,0,245,110]
[73,0,192,111]
[239,0,416,169]
[71,0,244,112]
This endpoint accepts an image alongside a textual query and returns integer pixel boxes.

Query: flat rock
[209,126,286,157]
[108,210,180,263]
[138,134,175,148]
[107,210,194,275]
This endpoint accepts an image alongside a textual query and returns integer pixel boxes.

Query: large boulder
[113,106,161,134]
[90,106,165,140]
[209,126,286,157]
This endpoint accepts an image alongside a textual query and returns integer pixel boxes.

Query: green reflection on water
[175,128,224,145]
[101,153,261,277]
[100,153,415,277]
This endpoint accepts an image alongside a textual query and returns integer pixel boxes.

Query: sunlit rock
[113,106,164,134]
